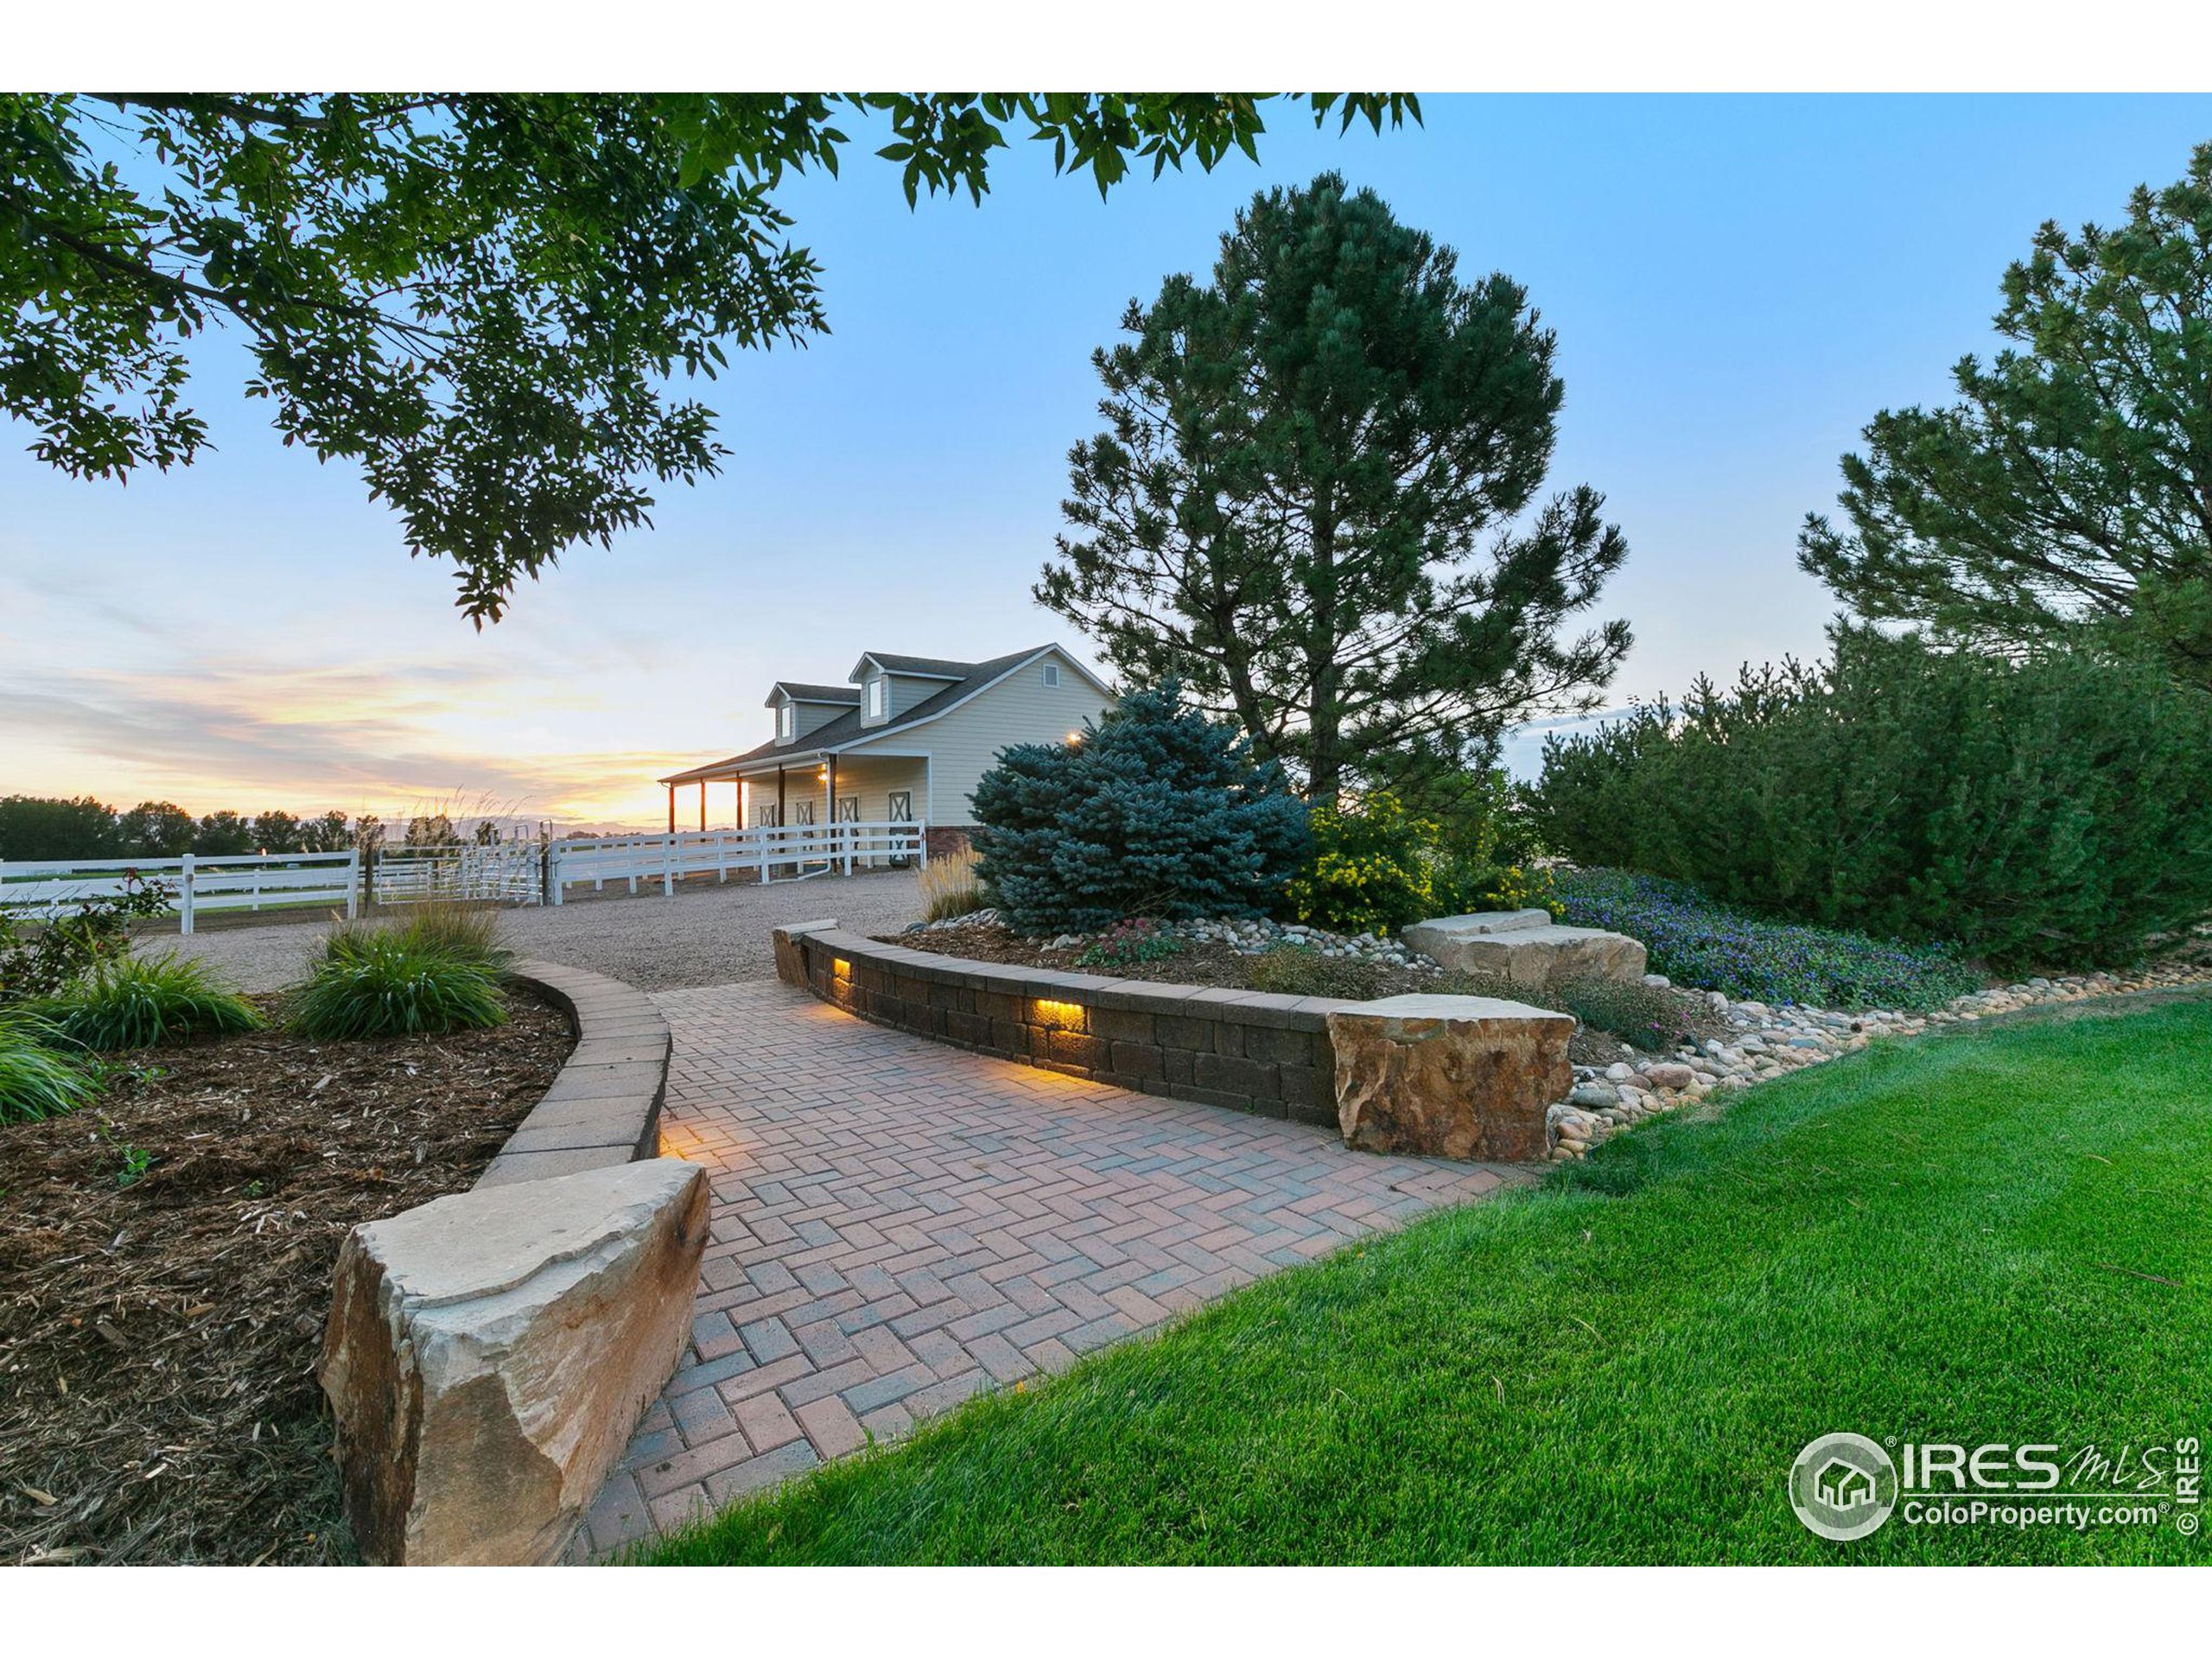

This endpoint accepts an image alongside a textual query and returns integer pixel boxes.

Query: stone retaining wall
[476,957,671,1185]
[774,921,1352,1127]
[320,958,696,1566]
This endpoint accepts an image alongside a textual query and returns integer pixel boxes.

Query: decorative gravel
[152,871,926,994]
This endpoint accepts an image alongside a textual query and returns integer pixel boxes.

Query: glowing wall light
[1031,998,1087,1030]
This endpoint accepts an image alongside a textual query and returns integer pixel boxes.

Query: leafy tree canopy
[1800,143,2212,688]
[3,93,1416,623]
[1039,172,1629,809]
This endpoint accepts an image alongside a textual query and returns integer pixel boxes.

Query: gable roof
[849,652,969,682]
[765,681,862,709]
[658,644,1112,785]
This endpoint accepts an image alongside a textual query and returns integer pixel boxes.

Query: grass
[292,931,509,1039]
[918,845,988,924]
[0,1007,97,1124]
[1551,867,1985,1010]
[32,951,263,1050]
[644,993,2212,1565]
[328,896,511,972]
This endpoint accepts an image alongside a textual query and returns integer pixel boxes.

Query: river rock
[321,1157,710,1566]
[1326,993,1573,1162]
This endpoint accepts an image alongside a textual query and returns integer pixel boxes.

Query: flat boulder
[321,1157,710,1565]
[1326,993,1573,1162]
[1402,910,1647,987]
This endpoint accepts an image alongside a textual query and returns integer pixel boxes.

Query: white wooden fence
[0,851,359,935]
[0,822,925,925]
[546,821,925,904]
[369,843,545,906]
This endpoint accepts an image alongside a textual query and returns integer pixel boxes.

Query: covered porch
[658,750,930,871]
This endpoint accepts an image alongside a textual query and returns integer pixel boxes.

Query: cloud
[0,661,693,822]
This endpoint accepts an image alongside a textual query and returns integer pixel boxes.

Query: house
[656,644,1116,853]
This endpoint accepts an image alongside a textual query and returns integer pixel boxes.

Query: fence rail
[0,851,359,934]
[370,843,545,906]
[0,823,926,926]
[547,821,925,903]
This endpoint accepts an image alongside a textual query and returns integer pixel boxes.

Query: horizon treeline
[0,796,516,862]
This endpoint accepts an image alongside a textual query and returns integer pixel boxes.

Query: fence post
[179,853,196,935]
[345,850,360,919]
[662,834,674,898]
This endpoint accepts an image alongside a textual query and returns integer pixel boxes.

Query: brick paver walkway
[582,980,1528,1555]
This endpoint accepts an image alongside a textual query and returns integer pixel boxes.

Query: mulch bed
[884,920,1723,1065]
[0,988,572,1566]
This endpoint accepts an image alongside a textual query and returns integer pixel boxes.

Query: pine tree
[972,683,1311,933]
[1039,173,1630,808]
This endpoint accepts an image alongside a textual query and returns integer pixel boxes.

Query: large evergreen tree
[1038,173,1630,808]
[1799,143,2212,688]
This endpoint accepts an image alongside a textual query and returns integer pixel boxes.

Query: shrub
[293,933,508,1039]
[0,875,175,1002]
[1532,627,2212,970]
[35,952,262,1050]
[1551,868,1981,1011]
[1247,946,1385,1001]
[1076,918,1185,969]
[1284,791,1444,936]
[1541,975,1700,1053]
[1287,779,1549,938]
[0,1008,96,1124]
[918,846,988,924]
[972,682,1311,935]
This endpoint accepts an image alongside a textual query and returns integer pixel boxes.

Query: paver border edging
[474,957,673,1188]
[772,920,1355,1126]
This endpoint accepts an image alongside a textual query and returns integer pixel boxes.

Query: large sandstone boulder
[321,1157,709,1565]
[1326,993,1573,1162]
[1402,908,1646,987]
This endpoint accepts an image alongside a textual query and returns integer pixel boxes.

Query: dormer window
[1042,663,1060,688]
[867,677,886,719]
[778,703,794,741]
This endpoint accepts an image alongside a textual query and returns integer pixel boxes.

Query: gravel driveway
[156,871,925,994]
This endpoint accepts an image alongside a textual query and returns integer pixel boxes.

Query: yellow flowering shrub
[1285,785,1554,935]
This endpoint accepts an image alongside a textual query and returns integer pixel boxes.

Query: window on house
[1042,662,1060,688]
[868,677,886,718]
[778,703,793,741]
[794,801,814,825]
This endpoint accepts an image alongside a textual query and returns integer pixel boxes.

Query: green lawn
[644,995,2212,1565]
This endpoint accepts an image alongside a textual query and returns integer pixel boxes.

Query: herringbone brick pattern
[582,980,1524,1555]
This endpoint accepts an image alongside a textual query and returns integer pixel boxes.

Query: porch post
[665,785,675,834]
[699,781,707,832]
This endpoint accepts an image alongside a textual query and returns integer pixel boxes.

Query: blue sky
[4,94,2209,824]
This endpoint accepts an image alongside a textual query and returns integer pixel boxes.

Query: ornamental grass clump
[1551,868,1981,1011]
[918,846,989,924]
[380,896,512,972]
[293,931,508,1039]
[35,951,262,1050]
[0,1008,96,1124]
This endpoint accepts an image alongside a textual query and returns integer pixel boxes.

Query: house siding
[842,647,1114,826]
